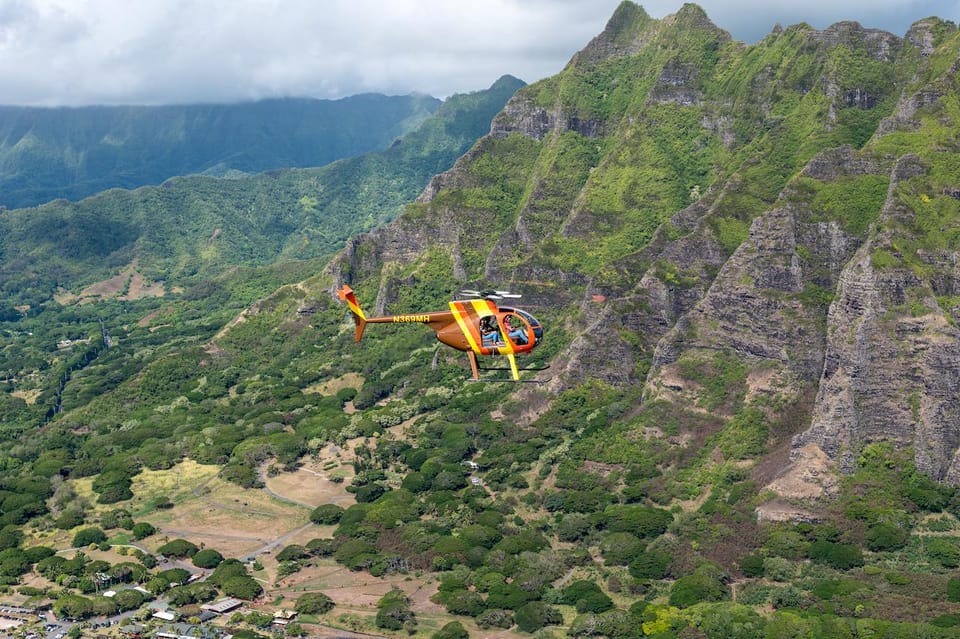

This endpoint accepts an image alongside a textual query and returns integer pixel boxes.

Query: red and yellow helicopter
[337,284,544,381]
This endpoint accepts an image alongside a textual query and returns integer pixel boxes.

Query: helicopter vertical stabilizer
[337,285,368,342]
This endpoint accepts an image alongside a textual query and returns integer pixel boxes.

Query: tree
[131,522,156,540]
[72,527,107,548]
[309,504,345,525]
[514,601,563,633]
[432,621,469,639]
[375,588,415,631]
[157,538,199,558]
[295,591,334,615]
[192,548,225,568]
[53,594,94,620]
[222,575,263,600]
[113,589,146,611]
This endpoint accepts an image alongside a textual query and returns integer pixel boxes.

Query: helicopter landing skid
[468,377,551,384]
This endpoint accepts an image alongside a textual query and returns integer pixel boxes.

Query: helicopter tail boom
[337,285,368,342]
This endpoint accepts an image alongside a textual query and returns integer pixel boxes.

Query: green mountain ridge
[0,93,442,210]
[2,3,960,636]
[0,76,525,310]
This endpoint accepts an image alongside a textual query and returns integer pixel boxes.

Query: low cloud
[0,0,954,106]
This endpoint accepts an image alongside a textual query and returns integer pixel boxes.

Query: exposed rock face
[330,3,960,492]
[795,155,960,480]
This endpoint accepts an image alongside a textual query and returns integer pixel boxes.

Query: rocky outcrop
[795,155,960,480]
[329,3,960,491]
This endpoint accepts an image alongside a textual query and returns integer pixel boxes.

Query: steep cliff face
[331,3,960,492]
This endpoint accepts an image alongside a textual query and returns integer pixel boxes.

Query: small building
[271,609,298,627]
[196,610,218,623]
[200,597,243,615]
[152,610,177,622]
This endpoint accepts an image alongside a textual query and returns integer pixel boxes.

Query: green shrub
[668,565,730,608]
[808,541,864,570]
[432,621,468,639]
[275,545,309,562]
[72,527,106,548]
[928,538,960,568]
[628,548,671,579]
[741,554,764,577]
[375,589,414,631]
[932,614,960,628]
[601,532,645,566]
[191,548,224,569]
[514,601,563,633]
[866,523,909,551]
[442,590,486,617]
[948,578,960,602]
[157,538,199,558]
[560,580,604,605]
[770,586,805,609]
[476,608,514,629]
[295,592,334,615]
[575,590,614,614]
[309,504,345,525]
[763,557,796,582]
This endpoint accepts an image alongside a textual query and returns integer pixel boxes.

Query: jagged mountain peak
[331,0,960,498]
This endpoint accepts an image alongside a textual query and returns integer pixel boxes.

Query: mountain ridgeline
[334,3,960,497]
[0,76,525,308]
[0,93,441,210]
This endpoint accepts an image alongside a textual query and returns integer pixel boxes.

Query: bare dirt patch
[145,476,311,558]
[765,443,838,500]
[276,560,445,614]
[56,261,166,305]
[125,270,165,299]
[10,389,41,405]
[63,460,311,558]
[265,460,357,509]
[137,309,163,327]
[304,373,365,396]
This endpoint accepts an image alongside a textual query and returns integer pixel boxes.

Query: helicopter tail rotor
[337,285,368,342]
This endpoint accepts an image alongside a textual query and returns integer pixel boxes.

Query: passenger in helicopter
[481,316,502,347]
[505,315,528,345]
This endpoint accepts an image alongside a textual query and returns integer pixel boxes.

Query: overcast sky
[0,0,956,106]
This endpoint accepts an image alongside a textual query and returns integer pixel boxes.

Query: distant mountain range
[0,93,441,209]
[0,75,526,308]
